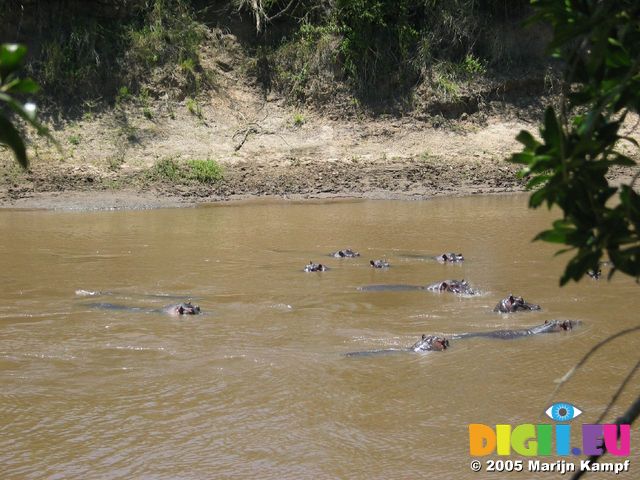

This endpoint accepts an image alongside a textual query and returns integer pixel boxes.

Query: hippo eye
[545,402,582,422]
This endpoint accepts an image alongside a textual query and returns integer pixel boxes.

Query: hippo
[331,249,360,258]
[410,334,450,352]
[426,279,477,295]
[436,253,464,263]
[370,259,390,269]
[304,261,328,272]
[163,302,200,315]
[358,279,478,295]
[87,301,201,315]
[345,321,579,357]
[587,268,602,280]
[345,335,449,357]
[494,294,541,313]
[454,320,580,340]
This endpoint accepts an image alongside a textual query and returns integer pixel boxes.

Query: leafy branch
[0,44,53,168]
[510,0,640,285]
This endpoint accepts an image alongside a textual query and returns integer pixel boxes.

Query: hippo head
[544,319,581,332]
[333,249,360,258]
[304,261,327,272]
[176,302,200,315]
[370,259,390,268]
[412,334,449,352]
[439,252,464,262]
[587,268,602,280]
[495,294,541,313]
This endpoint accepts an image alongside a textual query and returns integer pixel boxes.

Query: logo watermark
[468,402,632,474]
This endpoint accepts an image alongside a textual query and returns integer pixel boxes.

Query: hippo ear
[370,260,374,266]
[422,334,426,340]
[178,306,184,314]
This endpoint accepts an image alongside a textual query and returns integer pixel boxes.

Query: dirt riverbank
[1,77,638,211]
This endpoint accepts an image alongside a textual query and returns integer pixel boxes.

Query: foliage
[335,0,419,94]
[127,0,205,72]
[148,157,181,181]
[6,0,207,102]
[0,44,50,168]
[185,97,202,118]
[147,157,223,183]
[269,23,341,102]
[186,159,224,183]
[510,0,640,285]
[292,112,305,126]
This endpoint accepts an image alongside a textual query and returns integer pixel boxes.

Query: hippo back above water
[456,320,580,340]
[331,249,360,258]
[494,295,541,313]
[436,253,464,263]
[426,279,477,295]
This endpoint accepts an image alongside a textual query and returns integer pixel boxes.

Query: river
[1,195,638,479]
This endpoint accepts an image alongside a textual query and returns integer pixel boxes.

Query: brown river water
[1,195,639,479]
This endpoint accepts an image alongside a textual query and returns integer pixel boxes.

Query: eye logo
[545,402,582,422]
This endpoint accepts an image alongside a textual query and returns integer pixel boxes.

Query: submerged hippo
[164,302,200,315]
[345,335,449,357]
[370,259,390,269]
[587,268,602,280]
[436,253,464,263]
[87,301,201,315]
[426,279,477,295]
[345,321,579,357]
[304,261,328,272]
[331,249,360,258]
[455,320,580,340]
[358,279,478,295]
[494,294,541,313]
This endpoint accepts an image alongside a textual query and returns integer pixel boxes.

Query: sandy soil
[1,61,638,211]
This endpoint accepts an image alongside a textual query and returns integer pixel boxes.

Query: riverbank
[0,112,533,211]
[1,57,638,212]
[2,105,638,211]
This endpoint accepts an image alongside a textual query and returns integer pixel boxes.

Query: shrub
[186,159,223,183]
[147,157,181,181]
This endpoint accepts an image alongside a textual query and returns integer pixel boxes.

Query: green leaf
[0,93,46,134]
[510,152,533,165]
[0,115,27,168]
[535,228,568,243]
[515,130,540,150]
[8,78,39,94]
[0,44,27,72]
[542,106,563,150]
[525,174,551,189]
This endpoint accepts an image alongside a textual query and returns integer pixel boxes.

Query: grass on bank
[146,158,223,184]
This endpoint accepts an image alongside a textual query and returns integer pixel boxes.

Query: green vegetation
[68,134,81,145]
[248,0,538,103]
[186,159,223,183]
[3,0,547,108]
[7,0,209,104]
[292,112,305,127]
[0,44,51,167]
[512,4,640,475]
[148,157,181,182]
[146,157,223,183]
[185,97,202,118]
[511,0,640,284]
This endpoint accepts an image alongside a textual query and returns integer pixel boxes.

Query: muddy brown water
[1,195,639,479]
